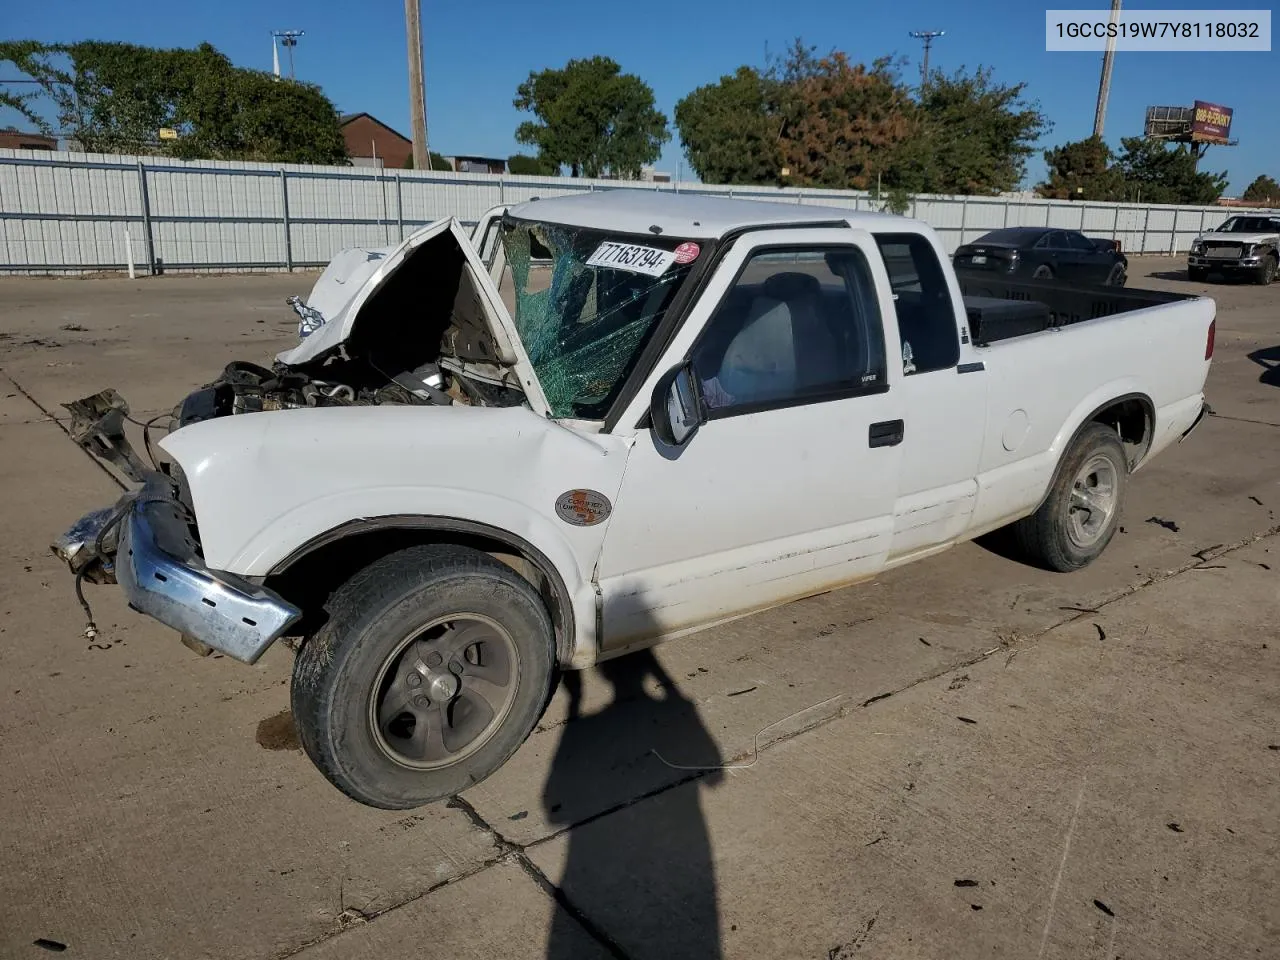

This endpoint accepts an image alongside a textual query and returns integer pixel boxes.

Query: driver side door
[593,228,905,653]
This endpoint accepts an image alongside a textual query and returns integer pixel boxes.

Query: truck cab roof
[503,190,921,240]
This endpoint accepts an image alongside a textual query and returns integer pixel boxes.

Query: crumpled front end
[51,392,302,664]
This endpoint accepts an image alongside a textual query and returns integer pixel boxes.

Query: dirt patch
[255,709,301,751]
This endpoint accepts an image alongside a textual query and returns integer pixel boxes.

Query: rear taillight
[1205,319,1216,360]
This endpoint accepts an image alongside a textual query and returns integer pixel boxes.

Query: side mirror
[649,363,704,448]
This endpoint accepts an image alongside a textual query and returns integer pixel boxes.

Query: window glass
[1064,231,1095,251]
[873,233,961,375]
[690,247,887,415]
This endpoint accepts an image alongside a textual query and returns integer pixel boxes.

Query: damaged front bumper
[53,474,301,665]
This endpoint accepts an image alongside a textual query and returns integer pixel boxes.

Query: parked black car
[953,227,1128,286]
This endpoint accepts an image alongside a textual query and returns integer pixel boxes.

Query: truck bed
[954,269,1196,347]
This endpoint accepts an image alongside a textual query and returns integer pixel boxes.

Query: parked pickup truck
[1187,214,1280,284]
[52,192,1215,810]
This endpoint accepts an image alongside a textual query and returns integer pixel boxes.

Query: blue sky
[3,0,1275,192]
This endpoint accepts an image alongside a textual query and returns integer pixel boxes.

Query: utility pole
[1092,0,1122,137]
[271,31,304,80]
[404,0,430,170]
[909,30,945,90]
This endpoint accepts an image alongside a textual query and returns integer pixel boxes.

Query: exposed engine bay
[174,354,523,429]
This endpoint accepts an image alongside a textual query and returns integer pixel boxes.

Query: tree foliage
[909,67,1049,194]
[506,152,560,176]
[513,56,669,178]
[1115,137,1228,204]
[0,40,347,163]
[672,40,1048,196]
[1242,174,1280,204]
[674,66,782,186]
[775,45,918,190]
[1038,136,1126,201]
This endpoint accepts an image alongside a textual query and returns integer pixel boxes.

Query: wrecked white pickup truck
[53,192,1215,809]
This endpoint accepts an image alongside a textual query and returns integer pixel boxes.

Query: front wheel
[1032,264,1054,280]
[1255,255,1277,285]
[1188,266,1208,283]
[291,544,555,809]
[1012,422,1128,572]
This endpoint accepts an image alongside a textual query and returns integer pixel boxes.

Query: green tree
[0,40,347,164]
[773,42,917,190]
[0,41,52,131]
[1037,136,1125,201]
[506,152,560,176]
[674,66,782,185]
[1116,137,1228,204]
[1241,174,1280,204]
[908,66,1050,194]
[513,56,670,178]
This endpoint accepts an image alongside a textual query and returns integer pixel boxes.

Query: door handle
[869,419,904,448]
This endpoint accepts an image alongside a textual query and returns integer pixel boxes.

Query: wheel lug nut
[413,694,430,707]
[425,652,443,668]
[406,673,422,688]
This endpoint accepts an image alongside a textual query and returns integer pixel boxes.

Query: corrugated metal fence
[1,148,1273,274]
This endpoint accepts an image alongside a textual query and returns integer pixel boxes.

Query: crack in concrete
[1207,411,1280,429]
[0,367,127,491]
[275,521,1280,960]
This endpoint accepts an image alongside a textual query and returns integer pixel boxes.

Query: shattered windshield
[499,217,700,419]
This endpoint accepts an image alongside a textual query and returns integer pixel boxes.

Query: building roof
[338,112,410,143]
[504,190,913,240]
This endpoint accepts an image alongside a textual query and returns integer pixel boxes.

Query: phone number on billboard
[1045,10,1272,51]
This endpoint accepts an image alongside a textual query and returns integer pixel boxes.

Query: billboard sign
[1191,101,1233,144]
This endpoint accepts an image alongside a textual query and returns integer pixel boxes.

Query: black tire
[1032,264,1054,280]
[1255,255,1277,286]
[1012,422,1128,573]
[1188,266,1208,282]
[1105,263,1127,287]
[291,544,555,809]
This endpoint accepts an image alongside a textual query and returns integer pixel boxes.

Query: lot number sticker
[586,241,676,277]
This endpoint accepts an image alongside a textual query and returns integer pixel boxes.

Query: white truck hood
[1197,230,1278,244]
[275,217,551,416]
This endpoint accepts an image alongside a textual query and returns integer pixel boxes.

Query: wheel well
[263,523,575,665]
[1089,395,1153,469]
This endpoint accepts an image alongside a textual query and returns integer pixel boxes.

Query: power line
[908,30,945,89]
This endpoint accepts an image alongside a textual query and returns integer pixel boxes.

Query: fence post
[280,169,293,272]
[395,173,404,241]
[135,159,156,276]
[1112,205,1120,241]
[499,176,505,206]
[1140,206,1151,254]
[1003,199,1010,227]
[960,195,968,245]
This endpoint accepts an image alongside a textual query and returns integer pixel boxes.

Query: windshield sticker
[586,241,676,277]
[673,242,701,265]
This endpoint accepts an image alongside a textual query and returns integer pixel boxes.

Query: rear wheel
[1105,263,1127,286]
[1188,266,1208,282]
[1032,264,1054,280]
[1255,255,1277,285]
[291,544,555,809]
[1013,422,1128,572]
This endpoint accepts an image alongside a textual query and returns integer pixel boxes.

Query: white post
[124,226,136,280]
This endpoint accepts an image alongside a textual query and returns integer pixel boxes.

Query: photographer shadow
[542,632,725,960]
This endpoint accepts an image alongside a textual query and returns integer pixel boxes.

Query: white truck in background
[54,192,1214,810]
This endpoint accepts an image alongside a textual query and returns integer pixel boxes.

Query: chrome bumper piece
[55,474,301,664]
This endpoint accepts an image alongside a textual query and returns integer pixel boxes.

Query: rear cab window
[872,233,961,375]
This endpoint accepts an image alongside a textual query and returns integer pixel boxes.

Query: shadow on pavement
[541,638,725,960]
[1248,346,1280,388]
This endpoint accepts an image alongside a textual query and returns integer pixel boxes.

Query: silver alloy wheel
[369,614,519,770]
[1066,453,1119,548]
